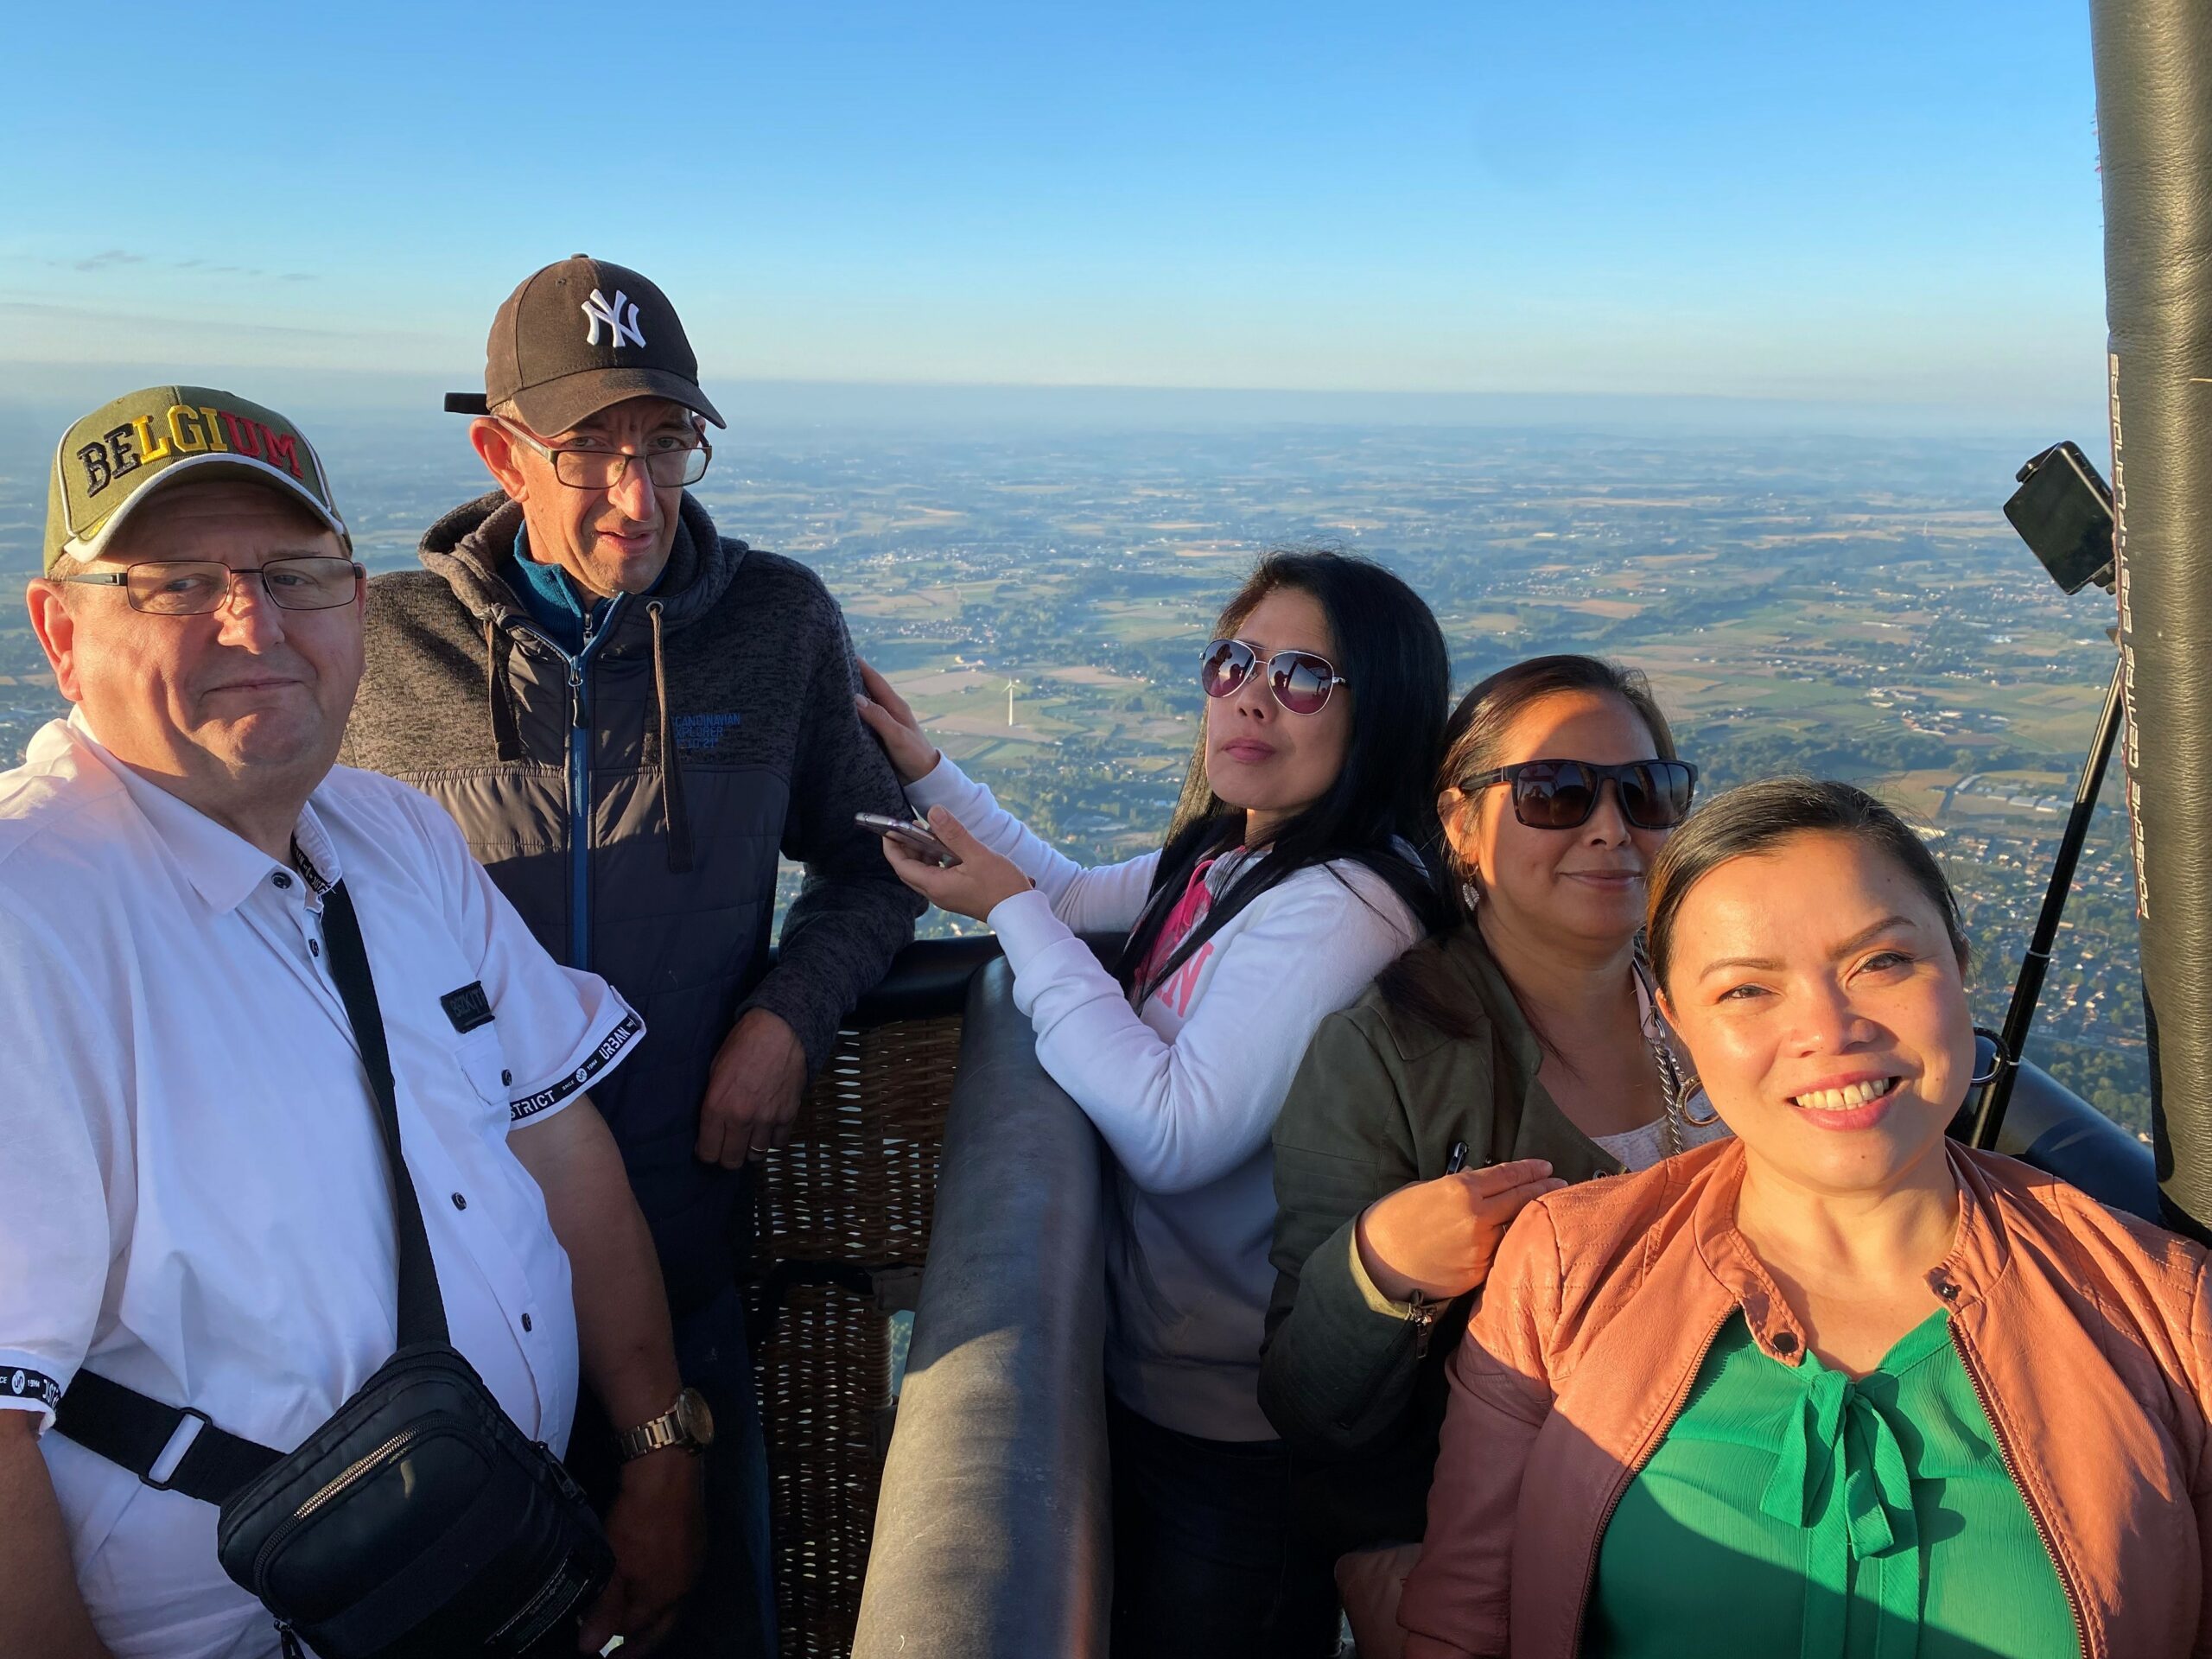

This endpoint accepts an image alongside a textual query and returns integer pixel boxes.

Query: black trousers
[1108,1395,1341,1659]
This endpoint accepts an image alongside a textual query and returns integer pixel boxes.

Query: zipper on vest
[1950,1325,2089,1658]
[1408,1290,1443,1359]
[508,598,625,970]
[565,599,624,970]
[1566,1305,1735,1654]
[566,658,591,969]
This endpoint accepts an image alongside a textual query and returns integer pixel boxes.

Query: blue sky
[0,2,2109,417]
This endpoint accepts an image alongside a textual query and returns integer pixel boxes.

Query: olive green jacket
[1260,927,1623,1550]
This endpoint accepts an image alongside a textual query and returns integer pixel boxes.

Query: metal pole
[1971,654,2126,1149]
[2089,0,2212,1238]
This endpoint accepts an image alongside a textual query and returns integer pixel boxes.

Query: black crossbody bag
[56,880,613,1658]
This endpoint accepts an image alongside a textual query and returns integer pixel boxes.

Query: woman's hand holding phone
[877,807,1033,922]
[855,812,960,867]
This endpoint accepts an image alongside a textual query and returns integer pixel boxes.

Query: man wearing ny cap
[340,257,920,1654]
[0,386,703,1658]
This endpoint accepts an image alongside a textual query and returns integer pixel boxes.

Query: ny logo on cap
[582,288,646,350]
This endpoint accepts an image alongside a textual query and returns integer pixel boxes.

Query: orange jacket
[1399,1138,2212,1659]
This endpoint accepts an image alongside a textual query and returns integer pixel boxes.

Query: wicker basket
[752,1014,963,1658]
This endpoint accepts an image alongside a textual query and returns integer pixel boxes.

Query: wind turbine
[1005,679,1020,728]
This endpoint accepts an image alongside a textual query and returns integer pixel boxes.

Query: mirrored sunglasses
[1198,638,1349,716]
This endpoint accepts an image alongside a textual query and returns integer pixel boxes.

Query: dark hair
[1645,778,1970,994]
[1380,654,1676,1040]
[1116,550,1451,1004]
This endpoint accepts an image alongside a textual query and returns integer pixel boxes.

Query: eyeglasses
[499,419,711,490]
[61,556,365,616]
[1198,638,1350,716]
[1462,759,1699,830]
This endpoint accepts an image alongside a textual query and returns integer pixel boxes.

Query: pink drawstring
[1137,854,1224,990]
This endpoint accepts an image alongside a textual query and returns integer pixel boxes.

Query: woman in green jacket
[1260,653,1717,1651]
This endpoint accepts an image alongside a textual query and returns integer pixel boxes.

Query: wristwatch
[616,1387,716,1461]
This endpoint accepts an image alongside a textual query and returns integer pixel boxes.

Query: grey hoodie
[341,490,919,1310]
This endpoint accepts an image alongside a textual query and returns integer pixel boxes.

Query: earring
[1676,1078,1723,1128]
[1969,1027,2012,1089]
[1460,866,1484,909]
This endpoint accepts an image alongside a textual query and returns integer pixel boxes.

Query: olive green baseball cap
[45,385,349,575]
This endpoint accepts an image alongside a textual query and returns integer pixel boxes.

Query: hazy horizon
[0,366,2109,448]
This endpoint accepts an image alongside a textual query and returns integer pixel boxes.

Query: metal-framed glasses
[1198,638,1350,716]
[62,557,365,616]
[499,418,711,489]
[1462,758,1700,830]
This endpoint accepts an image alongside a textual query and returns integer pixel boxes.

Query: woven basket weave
[752,1014,963,1657]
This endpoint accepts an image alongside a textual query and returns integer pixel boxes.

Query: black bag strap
[55,877,448,1501]
[54,1374,281,1500]
[320,879,449,1349]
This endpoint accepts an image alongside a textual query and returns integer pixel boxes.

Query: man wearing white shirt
[0,386,703,1659]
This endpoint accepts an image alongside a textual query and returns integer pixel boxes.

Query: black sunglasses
[1462,759,1699,830]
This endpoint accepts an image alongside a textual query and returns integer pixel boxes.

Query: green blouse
[1585,1310,2075,1659]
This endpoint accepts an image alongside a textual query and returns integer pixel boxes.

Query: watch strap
[617,1395,697,1461]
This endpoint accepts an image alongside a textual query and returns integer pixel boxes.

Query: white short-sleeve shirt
[0,715,645,1659]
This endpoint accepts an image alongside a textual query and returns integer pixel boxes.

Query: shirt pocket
[449,1025,514,1125]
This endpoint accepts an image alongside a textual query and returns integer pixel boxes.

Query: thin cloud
[62,250,149,273]
[0,300,369,341]
[60,254,319,283]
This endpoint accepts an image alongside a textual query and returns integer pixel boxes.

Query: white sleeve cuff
[507,986,645,1126]
[986,887,1077,977]
[905,754,979,817]
[0,1355,68,1432]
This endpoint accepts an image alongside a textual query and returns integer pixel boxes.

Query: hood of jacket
[417,488,749,638]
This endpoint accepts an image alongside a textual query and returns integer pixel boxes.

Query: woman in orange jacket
[1401,778,2212,1659]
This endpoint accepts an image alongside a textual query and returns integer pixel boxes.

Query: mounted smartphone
[855,811,962,868]
[2005,441,2116,594]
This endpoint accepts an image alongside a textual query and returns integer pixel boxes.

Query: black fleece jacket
[340,491,920,1310]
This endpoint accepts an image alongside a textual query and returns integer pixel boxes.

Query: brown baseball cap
[443,255,725,434]
[46,385,348,575]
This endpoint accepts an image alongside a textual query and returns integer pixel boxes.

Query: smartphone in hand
[855,811,962,868]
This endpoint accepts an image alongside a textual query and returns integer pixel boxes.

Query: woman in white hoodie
[857,550,1450,1657]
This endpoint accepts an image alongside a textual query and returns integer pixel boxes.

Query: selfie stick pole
[1970,652,2128,1150]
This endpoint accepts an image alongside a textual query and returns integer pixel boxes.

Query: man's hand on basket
[696,1008,810,1167]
